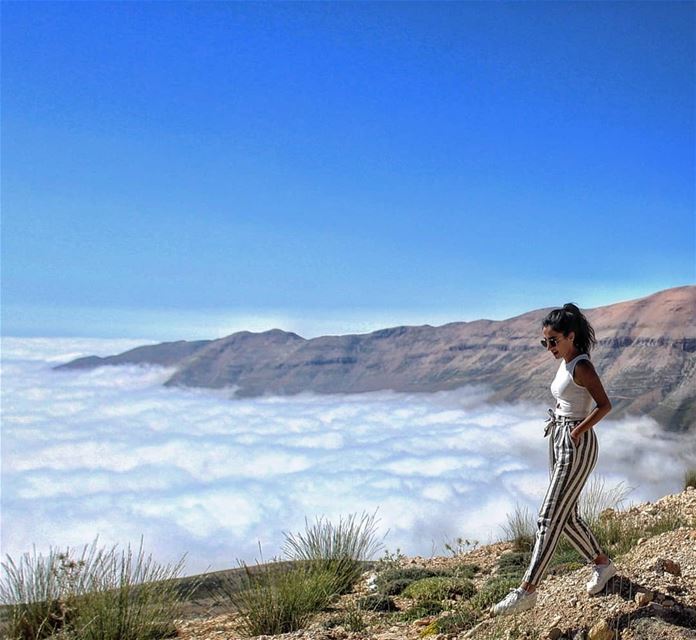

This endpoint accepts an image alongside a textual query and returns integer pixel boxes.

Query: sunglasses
[540,336,564,348]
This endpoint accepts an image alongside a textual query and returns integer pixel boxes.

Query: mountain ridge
[54,285,696,432]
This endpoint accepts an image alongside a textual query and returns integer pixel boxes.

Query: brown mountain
[54,285,696,432]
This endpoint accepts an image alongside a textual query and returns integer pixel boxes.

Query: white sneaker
[490,587,538,616]
[586,559,617,595]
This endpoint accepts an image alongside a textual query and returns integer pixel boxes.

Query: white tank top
[550,354,595,418]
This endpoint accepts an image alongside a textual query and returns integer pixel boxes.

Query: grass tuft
[499,503,535,552]
[216,557,341,636]
[579,475,634,526]
[0,536,195,640]
[215,509,386,636]
[281,509,385,595]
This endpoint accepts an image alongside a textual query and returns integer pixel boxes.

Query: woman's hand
[570,429,582,447]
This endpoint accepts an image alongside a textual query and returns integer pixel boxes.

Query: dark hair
[542,303,597,355]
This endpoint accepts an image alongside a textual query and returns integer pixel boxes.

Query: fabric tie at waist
[544,408,583,437]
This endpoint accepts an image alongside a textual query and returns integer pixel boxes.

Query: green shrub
[468,576,519,613]
[433,602,479,634]
[442,563,479,580]
[496,551,531,579]
[0,536,195,640]
[375,566,440,593]
[399,599,444,622]
[379,578,412,596]
[418,619,440,637]
[549,538,583,568]
[377,566,440,583]
[341,608,367,633]
[375,563,478,597]
[547,561,585,577]
[401,576,475,602]
[355,593,397,612]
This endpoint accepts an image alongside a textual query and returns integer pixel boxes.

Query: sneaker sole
[490,600,537,616]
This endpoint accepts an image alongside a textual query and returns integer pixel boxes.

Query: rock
[636,537,645,545]
[634,590,653,606]
[652,557,681,575]
[587,619,615,640]
[546,628,562,640]
[663,559,682,576]
[662,598,675,607]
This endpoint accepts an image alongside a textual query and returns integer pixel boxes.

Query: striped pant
[522,412,604,586]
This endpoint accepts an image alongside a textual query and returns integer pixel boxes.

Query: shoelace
[504,587,521,600]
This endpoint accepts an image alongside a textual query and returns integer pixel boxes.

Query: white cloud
[1,337,694,578]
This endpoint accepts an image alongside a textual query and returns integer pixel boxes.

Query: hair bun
[563,303,580,313]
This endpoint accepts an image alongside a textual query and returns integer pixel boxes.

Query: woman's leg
[521,422,599,589]
[563,499,604,562]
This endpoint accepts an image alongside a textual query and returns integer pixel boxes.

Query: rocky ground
[174,488,696,640]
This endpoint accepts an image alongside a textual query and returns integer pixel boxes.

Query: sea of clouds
[2,336,694,578]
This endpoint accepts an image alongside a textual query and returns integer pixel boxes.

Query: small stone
[663,599,675,607]
[588,619,615,640]
[635,590,653,606]
[653,557,682,576]
[546,628,562,640]
[636,537,645,545]
[667,584,686,595]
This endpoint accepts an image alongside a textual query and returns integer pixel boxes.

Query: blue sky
[2,1,694,340]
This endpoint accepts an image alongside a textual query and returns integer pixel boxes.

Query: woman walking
[491,303,616,616]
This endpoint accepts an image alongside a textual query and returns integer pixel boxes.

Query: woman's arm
[570,359,612,444]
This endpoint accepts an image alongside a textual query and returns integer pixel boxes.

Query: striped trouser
[522,411,604,586]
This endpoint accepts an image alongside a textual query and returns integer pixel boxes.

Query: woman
[491,303,616,616]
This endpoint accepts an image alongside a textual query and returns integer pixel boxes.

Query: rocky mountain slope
[174,487,696,640]
[54,286,696,432]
